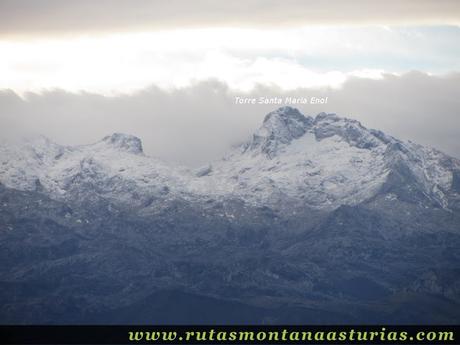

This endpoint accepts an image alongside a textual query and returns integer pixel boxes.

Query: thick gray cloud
[1,72,459,166]
[1,0,460,37]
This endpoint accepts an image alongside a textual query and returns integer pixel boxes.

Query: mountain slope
[0,133,190,209]
[192,107,459,210]
[1,107,460,324]
[1,107,459,212]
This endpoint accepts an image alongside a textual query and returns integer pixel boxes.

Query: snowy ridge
[194,107,459,209]
[1,107,459,210]
[0,133,188,207]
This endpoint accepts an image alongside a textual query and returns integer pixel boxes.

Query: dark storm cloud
[1,72,459,166]
[1,0,460,37]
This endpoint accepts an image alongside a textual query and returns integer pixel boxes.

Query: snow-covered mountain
[194,107,459,210]
[1,106,459,211]
[0,132,189,207]
[1,107,460,324]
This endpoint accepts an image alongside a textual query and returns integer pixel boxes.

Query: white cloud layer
[1,27,459,95]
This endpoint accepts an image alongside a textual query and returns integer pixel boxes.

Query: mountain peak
[101,133,143,154]
[242,108,402,161]
[245,107,313,157]
[263,107,313,133]
[262,106,306,123]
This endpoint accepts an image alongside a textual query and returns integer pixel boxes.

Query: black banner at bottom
[0,325,458,344]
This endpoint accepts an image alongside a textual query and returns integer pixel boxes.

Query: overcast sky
[0,0,459,165]
[1,0,460,36]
